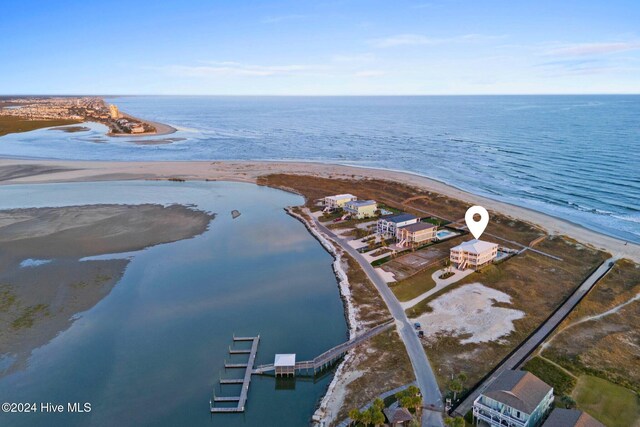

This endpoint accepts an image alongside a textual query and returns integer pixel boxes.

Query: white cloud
[261,14,309,24]
[545,42,640,57]
[370,33,504,48]
[354,70,386,77]
[163,62,324,77]
[331,53,376,62]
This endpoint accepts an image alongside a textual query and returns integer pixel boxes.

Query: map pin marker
[465,206,489,240]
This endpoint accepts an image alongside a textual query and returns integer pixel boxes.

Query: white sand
[401,267,474,310]
[412,282,525,344]
[0,159,637,262]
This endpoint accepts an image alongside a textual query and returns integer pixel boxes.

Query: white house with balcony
[473,370,554,427]
[377,213,419,239]
[323,194,357,211]
[450,239,499,270]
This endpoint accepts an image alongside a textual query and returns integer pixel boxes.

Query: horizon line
[2,92,640,97]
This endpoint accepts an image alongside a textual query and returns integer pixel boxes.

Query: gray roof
[383,407,413,423]
[399,222,436,233]
[543,409,605,427]
[483,370,552,414]
[383,213,418,223]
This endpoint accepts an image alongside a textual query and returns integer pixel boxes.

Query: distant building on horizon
[109,104,120,119]
[450,239,498,270]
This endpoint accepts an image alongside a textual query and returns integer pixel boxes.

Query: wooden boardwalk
[210,335,260,413]
[253,320,393,375]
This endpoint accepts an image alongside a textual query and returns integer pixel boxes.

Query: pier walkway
[210,321,393,413]
[253,320,393,375]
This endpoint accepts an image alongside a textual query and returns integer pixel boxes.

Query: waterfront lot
[259,174,614,420]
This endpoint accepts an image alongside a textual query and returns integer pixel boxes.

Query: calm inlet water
[0,96,638,243]
[0,181,348,427]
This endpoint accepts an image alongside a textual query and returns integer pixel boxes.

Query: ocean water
[0,181,348,427]
[0,95,638,243]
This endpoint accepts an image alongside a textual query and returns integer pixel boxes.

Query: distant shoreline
[106,112,177,137]
[0,159,638,262]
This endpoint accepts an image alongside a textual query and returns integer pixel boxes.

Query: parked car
[418,330,424,337]
[413,322,421,330]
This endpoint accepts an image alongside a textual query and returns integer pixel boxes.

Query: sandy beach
[0,158,637,262]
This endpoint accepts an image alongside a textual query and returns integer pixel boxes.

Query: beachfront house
[397,222,437,247]
[377,213,419,239]
[343,199,378,219]
[323,193,357,211]
[542,408,604,427]
[473,370,554,427]
[450,239,499,270]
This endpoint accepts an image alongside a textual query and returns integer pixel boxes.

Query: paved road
[452,257,616,417]
[312,215,445,427]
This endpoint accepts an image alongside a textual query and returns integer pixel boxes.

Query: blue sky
[2,0,639,95]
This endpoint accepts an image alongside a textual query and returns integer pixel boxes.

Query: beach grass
[522,356,576,396]
[389,264,439,302]
[573,375,640,427]
[0,115,81,137]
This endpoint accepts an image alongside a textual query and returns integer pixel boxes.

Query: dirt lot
[413,236,608,393]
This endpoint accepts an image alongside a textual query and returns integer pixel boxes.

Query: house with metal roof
[450,239,499,270]
[343,199,378,219]
[542,408,604,427]
[473,370,554,427]
[377,213,419,238]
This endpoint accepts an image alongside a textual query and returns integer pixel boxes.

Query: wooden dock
[210,335,260,413]
[210,321,393,414]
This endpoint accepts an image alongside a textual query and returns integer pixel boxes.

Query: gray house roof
[399,222,436,233]
[383,213,418,223]
[543,408,605,427]
[483,370,552,414]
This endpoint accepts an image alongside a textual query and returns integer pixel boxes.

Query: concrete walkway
[452,258,616,417]
[401,267,474,310]
[309,210,445,427]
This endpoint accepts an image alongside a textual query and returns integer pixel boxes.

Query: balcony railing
[473,402,527,427]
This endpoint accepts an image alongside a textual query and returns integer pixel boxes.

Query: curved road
[311,213,444,427]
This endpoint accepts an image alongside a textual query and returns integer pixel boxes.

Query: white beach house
[450,239,499,270]
[323,193,357,211]
[473,370,554,427]
[343,199,378,219]
[377,213,419,239]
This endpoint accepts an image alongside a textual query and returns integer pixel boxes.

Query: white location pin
[465,206,489,240]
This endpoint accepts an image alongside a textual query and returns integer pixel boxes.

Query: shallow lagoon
[0,181,348,426]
